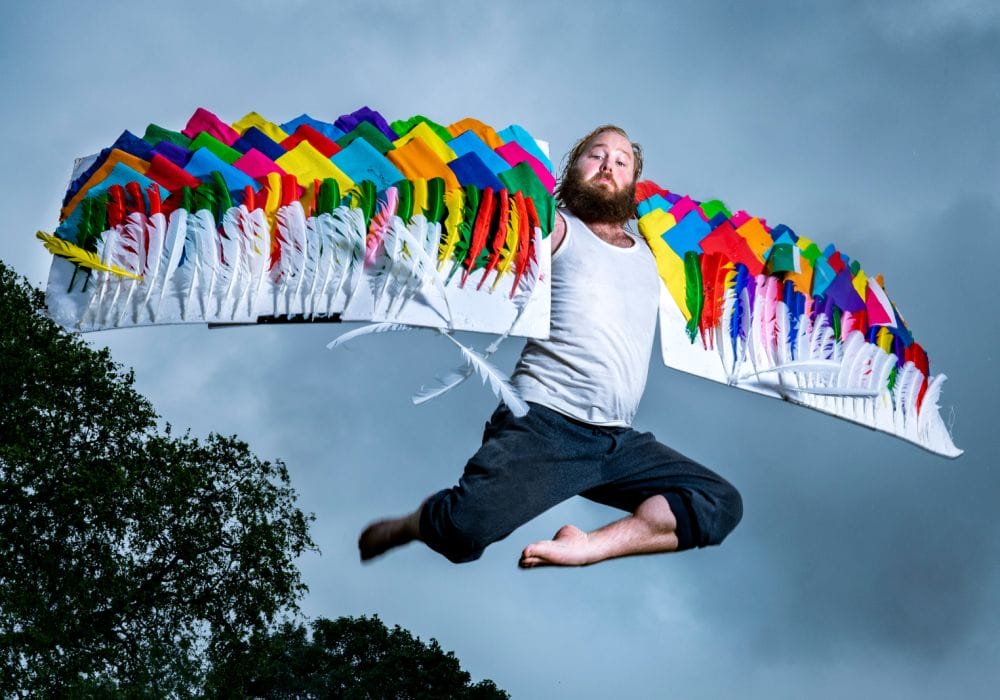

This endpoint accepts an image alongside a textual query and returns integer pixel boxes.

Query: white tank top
[511,209,660,426]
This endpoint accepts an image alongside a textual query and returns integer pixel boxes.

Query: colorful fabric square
[765,242,801,274]
[61,150,151,221]
[391,115,451,142]
[276,141,354,195]
[233,127,287,162]
[497,124,552,172]
[865,277,895,327]
[663,211,709,257]
[498,162,553,234]
[151,141,193,168]
[57,163,165,242]
[394,122,457,163]
[699,199,731,221]
[144,123,193,149]
[280,114,345,141]
[700,221,763,276]
[232,112,290,142]
[387,138,460,191]
[729,210,752,228]
[184,148,259,193]
[189,132,241,164]
[448,130,514,176]
[447,118,503,149]
[331,139,405,193]
[233,149,286,181]
[734,218,773,264]
[637,214,688,320]
[337,121,395,155]
[669,196,699,222]
[335,106,397,142]
[282,124,341,158]
[637,193,674,218]
[448,152,507,191]
[495,142,555,194]
[63,131,153,206]
[182,107,240,146]
[637,208,676,239]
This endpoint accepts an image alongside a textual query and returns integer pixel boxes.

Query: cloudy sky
[2,1,998,696]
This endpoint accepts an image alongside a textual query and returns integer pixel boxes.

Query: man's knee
[674,481,743,550]
[419,489,500,564]
[700,481,743,547]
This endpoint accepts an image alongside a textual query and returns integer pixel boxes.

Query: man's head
[555,125,643,225]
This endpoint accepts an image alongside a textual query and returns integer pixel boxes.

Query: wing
[40,107,553,340]
[634,180,961,458]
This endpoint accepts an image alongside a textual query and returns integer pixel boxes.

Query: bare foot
[519,524,594,568]
[358,512,419,562]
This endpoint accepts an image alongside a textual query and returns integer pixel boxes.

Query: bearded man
[360,126,743,567]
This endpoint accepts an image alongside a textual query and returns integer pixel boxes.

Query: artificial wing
[634,181,960,458]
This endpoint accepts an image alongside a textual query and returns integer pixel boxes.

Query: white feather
[440,332,527,417]
[326,322,416,350]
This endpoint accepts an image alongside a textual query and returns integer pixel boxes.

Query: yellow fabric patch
[232,112,290,142]
[638,208,676,239]
[276,141,354,194]
[638,217,690,321]
[394,122,457,163]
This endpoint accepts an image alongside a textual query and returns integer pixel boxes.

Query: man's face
[560,131,637,224]
[574,131,636,193]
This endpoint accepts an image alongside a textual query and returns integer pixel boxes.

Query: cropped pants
[420,403,743,563]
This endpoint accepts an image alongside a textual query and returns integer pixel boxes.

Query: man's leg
[518,493,678,567]
[359,404,610,564]
[358,502,424,561]
[520,428,742,568]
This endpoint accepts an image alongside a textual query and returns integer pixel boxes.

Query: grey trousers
[420,403,743,563]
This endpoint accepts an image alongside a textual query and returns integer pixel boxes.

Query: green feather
[447,185,480,283]
[210,171,232,217]
[684,251,703,342]
[425,177,445,222]
[317,178,340,215]
[395,179,413,223]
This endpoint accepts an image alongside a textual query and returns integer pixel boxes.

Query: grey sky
[2,1,998,697]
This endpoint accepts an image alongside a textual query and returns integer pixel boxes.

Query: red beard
[558,169,637,225]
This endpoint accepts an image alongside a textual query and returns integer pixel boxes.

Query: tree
[208,615,509,699]
[0,261,316,696]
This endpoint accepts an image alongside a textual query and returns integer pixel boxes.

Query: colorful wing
[635,180,960,458]
[40,107,554,339]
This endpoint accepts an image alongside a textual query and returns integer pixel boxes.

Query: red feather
[698,251,732,349]
[511,196,538,298]
[461,187,495,287]
[477,189,510,290]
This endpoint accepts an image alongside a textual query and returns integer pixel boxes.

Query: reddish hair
[555,125,644,207]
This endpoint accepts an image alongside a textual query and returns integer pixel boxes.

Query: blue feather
[729,263,750,358]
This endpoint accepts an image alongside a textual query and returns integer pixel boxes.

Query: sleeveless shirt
[511,209,661,426]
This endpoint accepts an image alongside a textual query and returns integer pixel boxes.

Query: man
[359,126,742,567]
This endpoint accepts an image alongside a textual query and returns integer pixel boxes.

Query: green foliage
[209,615,509,699]
[0,261,316,696]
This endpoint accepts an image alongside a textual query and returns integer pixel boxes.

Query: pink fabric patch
[182,107,240,146]
[495,142,556,194]
[234,149,286,180]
